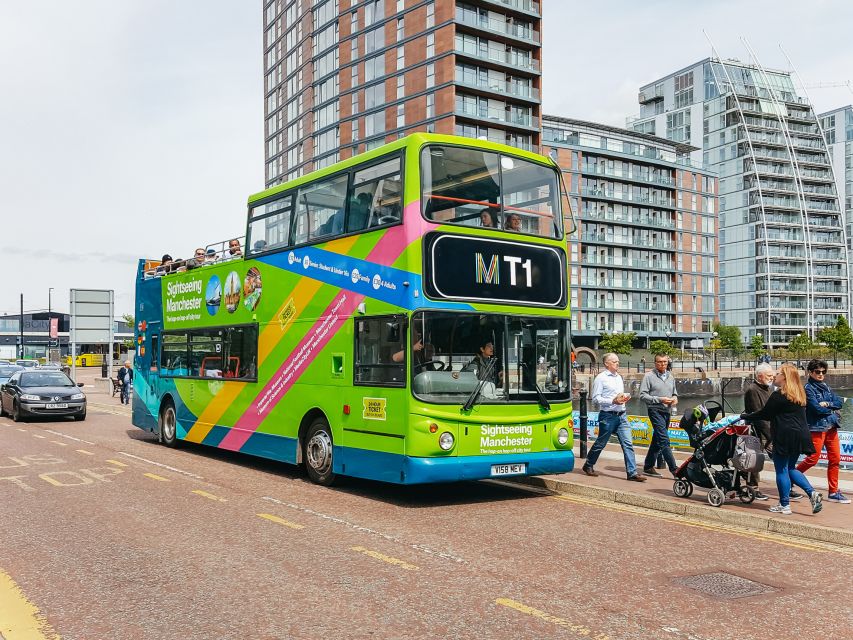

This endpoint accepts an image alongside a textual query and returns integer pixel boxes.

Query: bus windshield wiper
[462,357,498,412]
[519,361,550,411]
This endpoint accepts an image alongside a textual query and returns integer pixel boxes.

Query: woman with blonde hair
[742,363,822,515]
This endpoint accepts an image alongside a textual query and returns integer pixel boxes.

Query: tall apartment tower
[819,104,853,309]
[262,0,543,188]
[542,116,719,349]
[630,58,849,346]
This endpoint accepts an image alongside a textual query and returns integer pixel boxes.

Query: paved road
[1,406,851,639]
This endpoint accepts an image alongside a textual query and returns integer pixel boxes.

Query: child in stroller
[672,400,765,507]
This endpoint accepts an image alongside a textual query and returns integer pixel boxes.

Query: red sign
[49,317,58,339]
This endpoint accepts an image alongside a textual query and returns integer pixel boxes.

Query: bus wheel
[304,417,336,486]
[160,401,178,447]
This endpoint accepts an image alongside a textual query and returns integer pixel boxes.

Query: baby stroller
[672,400,765,507]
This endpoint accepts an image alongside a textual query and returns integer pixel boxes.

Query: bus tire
[159,401,178,447]
[304,417,336,486]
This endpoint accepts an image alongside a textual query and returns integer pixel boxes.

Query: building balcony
[581,233,674,250]
[811,251,846,262]
[799,168,834,183]
[761,249,807,259]
[472,0,541,18]
[810,234,843,245]
[638,87,664,104]
[807,216,841,228]
[786,109,816,123]
[454,104,538,131]
[813,284,846,294]
[455,9,540,45]
[581,255,675,271]
[805,200,840,213]
[795,153,830,167]
[580,187,675,209]
[579,279,674,292]
[787,122,822,137]
[580,164,675,188]
[580,209,675,229]
[760,232,804,242]
[453,74,540,103]
[580,301,675,312]
[454,45,540,75]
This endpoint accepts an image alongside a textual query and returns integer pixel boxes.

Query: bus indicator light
[429,423,438,433]
[343,404,350,415]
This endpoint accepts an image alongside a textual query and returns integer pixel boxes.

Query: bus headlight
[557,428,569,445]
[439,432,455,451]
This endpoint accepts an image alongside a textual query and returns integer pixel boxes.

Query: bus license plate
[46,403,68,409]
[490,463,527,477]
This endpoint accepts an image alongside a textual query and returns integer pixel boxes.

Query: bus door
[348,316,408,475]
[135,327,161,411]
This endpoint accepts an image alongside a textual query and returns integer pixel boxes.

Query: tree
[713,322,743,355]
[816,316,853,359]
[122,313,135,328]
[599,331,636,355]
[787,333,814,359]
[748,334,766,359]
[648,340,677,358]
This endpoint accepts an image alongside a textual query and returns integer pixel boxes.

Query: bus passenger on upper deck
[187,247,206,270]
[222,239,242,261]
[479,208,495,228]
[155,254,173,276]
[505,213,522,232]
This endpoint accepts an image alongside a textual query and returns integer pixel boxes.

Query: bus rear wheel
[160,401,178,447]
[304,417,336,486]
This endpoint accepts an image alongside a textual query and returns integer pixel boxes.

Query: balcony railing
[581,208,675,229]
[581,187,675,208]
[477,0,541,16]
[455,10,540,43]
[454,73,539,100]
[580,163,675,187]
[455,103,533,127]
[581,233,674,250]
[454,45,540,73]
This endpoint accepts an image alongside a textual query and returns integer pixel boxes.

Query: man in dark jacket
[797,359,850,504]
[117,360,134,405]
[743,362,774,500]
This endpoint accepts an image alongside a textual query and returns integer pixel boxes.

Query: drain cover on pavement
[674,572,777,599]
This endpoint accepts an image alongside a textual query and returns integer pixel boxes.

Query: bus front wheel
[304,417,336,486]
[160,402,178,447]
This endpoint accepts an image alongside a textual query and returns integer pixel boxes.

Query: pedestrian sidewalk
[523,445,853,547]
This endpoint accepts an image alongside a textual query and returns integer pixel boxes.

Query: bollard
[579,389,588,459]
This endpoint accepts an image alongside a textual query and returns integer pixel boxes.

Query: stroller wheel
[738,486,756,504]
[673,479,690,498]
[707,488,725,507]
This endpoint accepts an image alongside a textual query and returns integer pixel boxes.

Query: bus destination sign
[424,233,566,307]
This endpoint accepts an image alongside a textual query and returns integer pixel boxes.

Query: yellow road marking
[350,546,419,571]
[76,449,94,456]
[143,473,169,482]
[551,494,849,555]
[32,434,46,439]
[105,459,128,467]
[192,490,226,502]
[257,513,304,530]
[496,598,609,639]
[49,441,68,447]
[0,567,60,640]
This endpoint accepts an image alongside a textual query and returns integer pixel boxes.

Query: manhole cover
[674,572,777,599]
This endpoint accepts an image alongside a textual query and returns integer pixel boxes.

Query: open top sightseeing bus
[132,133,575,485]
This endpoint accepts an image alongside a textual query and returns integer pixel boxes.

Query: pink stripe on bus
[218,201,427,452]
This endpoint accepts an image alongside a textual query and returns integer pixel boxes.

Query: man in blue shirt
[583,353,647,482]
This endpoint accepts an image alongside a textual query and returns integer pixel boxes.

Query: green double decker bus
[132,133,574,485]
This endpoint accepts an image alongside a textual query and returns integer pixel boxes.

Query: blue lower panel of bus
[204,427,299,464]
[340,447,575,485]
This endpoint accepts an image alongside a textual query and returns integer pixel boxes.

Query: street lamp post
[48,287,54,363]
[712,330,718,370]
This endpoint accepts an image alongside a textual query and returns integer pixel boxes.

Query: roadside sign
[48,338,59,348]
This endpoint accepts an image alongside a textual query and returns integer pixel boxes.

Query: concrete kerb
[517,476,853,548]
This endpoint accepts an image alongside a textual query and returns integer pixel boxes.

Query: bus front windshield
[409,311,570,404]
[421,145,562,239]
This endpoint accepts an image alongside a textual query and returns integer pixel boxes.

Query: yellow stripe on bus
[183,236,359,445]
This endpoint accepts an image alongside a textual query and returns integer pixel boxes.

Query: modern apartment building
[630,58,849,346]
[542,116,719,349]
[819,104,853,309]
[262,0,543,187]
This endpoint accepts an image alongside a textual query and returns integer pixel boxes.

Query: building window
[396,0,404,12]
[426,62,435,88]
[396,17,404,42]
[364,54,383,82]
[364,25,384,54]
[350,9,358,32]
[352,118,359,142]
[426,92,434,118]
[365,111,385,136]
[364,0,383,27]
[351,63,358,85]
[396,46,405,71]
[351,91,359,115]
[397,104,405,128]
[365,82,384,109]
[426,2,434,28]
[351,36,358,61]
[426,33,434,58]
[396,74,405,99]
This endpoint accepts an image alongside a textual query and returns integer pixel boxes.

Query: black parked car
[0,370,87,422]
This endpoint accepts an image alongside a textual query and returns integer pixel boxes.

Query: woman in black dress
[742,363,822,515]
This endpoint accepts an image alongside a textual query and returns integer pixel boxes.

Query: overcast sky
[1,1,851,318]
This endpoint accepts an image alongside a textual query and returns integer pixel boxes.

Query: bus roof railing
[141,236,246,279]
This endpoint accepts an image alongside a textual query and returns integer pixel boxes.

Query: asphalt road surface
[1,404,851,640]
